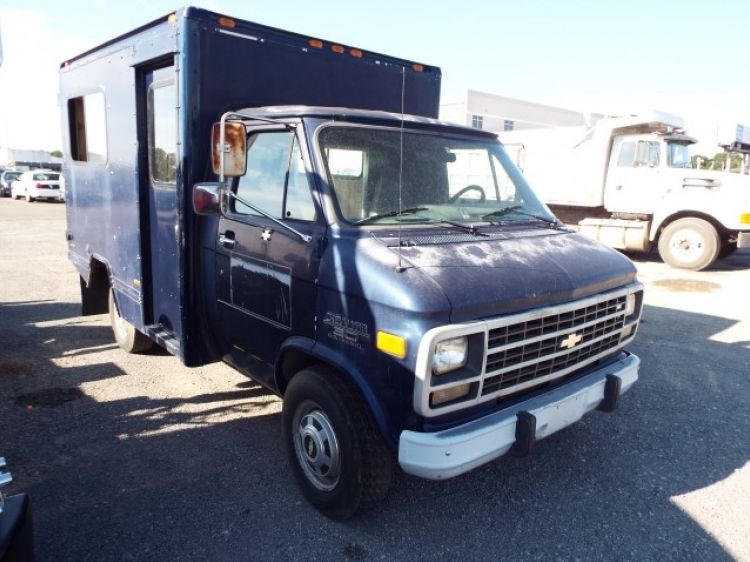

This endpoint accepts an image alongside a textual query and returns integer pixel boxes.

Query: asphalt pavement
[0,197,748,561]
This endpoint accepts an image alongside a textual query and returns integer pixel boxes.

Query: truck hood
[393,228,637,322]
[319,227,638,324]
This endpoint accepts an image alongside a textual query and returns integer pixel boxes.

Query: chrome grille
[482,294,627,397]
[414,284,642,418]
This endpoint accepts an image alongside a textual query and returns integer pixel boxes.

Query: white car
[11,170,63,202]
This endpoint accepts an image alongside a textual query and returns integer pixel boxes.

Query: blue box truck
[60,7,644,519]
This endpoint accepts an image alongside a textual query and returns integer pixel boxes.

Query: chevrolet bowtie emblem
[559,333,583,350]
[261,228,272,242]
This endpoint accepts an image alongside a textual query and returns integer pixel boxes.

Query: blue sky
[0,0,748,153]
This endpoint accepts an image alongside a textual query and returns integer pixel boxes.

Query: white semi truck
[497,112,750,270]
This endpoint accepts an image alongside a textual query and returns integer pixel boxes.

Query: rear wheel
[108,290,154,353]
[657,218,719,271]
[283,367,393,520]
[25,191,34,202]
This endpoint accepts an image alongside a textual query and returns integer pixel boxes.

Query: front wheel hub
[293,404,341,491]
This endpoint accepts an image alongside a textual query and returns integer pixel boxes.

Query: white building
[0,147,62,171]
[440,89,602,133]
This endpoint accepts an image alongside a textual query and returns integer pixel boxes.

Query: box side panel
[60,21,182,348]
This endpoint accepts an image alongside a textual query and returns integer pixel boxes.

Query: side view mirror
[211,121,247,177]
[193,182,222,215]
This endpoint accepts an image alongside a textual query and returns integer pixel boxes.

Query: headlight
[432,336,468,375]
[625,293,637,317]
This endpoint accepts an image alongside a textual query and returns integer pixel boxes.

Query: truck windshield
[319,126,553,226]
[667,142,692,168]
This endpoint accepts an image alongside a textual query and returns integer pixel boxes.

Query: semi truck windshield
[319,126,552,226]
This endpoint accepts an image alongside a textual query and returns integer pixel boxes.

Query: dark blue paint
[61,7,638,450]
[61,7,439,366]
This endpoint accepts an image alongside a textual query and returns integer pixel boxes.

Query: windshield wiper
[427,219,488,236]
[482,206,558,226]
[356,207,428,225]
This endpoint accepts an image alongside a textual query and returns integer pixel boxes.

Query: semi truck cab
[500,113,750,271]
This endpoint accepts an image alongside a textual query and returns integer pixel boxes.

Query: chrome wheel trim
[292,401,341,492]
[668,227,705,263]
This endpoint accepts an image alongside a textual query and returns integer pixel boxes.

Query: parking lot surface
[1,198,748,561]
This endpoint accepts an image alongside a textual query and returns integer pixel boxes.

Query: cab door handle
[219,230,235,248]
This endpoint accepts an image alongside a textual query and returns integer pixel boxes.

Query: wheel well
[275,347,395,449]
[655,211,730,243]
[80,258,110,316]
[276,348,324,395]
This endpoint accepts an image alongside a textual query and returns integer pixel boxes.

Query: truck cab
[499,113,750,270]
[195,107,644,516]
[605,124,750,268]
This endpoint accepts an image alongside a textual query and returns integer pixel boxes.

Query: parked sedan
[11,171,63,202]
[0,171,22,198]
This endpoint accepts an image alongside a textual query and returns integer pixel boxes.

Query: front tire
[108,290,154,353]
[283,367,393,520]
[657,217,719,271]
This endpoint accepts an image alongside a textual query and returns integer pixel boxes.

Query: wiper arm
[427,219,488,236]
[482,206,558,226]
[356,207,428,225]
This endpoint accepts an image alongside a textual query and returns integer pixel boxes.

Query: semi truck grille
[481,294,627,397]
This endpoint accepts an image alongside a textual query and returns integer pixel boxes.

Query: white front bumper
[399,353,639,480]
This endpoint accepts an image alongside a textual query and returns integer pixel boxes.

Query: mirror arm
[226,190,312,243]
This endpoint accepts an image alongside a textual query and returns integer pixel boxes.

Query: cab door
[605,135,665,213]
[214,125,323,384]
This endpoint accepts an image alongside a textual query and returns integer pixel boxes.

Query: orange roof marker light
[349,48,363,58]
[331,44,345,54]
[308,39,324,49]
[217,16,236,28]
[412,63,424,72]
[167,13,176,24]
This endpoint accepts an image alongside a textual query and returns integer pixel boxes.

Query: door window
[148,77,177,184]
[68,92,108,163]
[234,131,316,221]
[635,141,660,167]
[617,142,636,167]
[617,140,660,168]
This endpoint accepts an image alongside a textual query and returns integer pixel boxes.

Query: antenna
[396,66,406,272]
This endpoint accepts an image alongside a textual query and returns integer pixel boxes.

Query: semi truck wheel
[282,367,393,520]
[657,218,719,271]
[108,290,154,353]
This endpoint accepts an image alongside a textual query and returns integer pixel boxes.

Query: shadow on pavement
[1,300,747,560]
